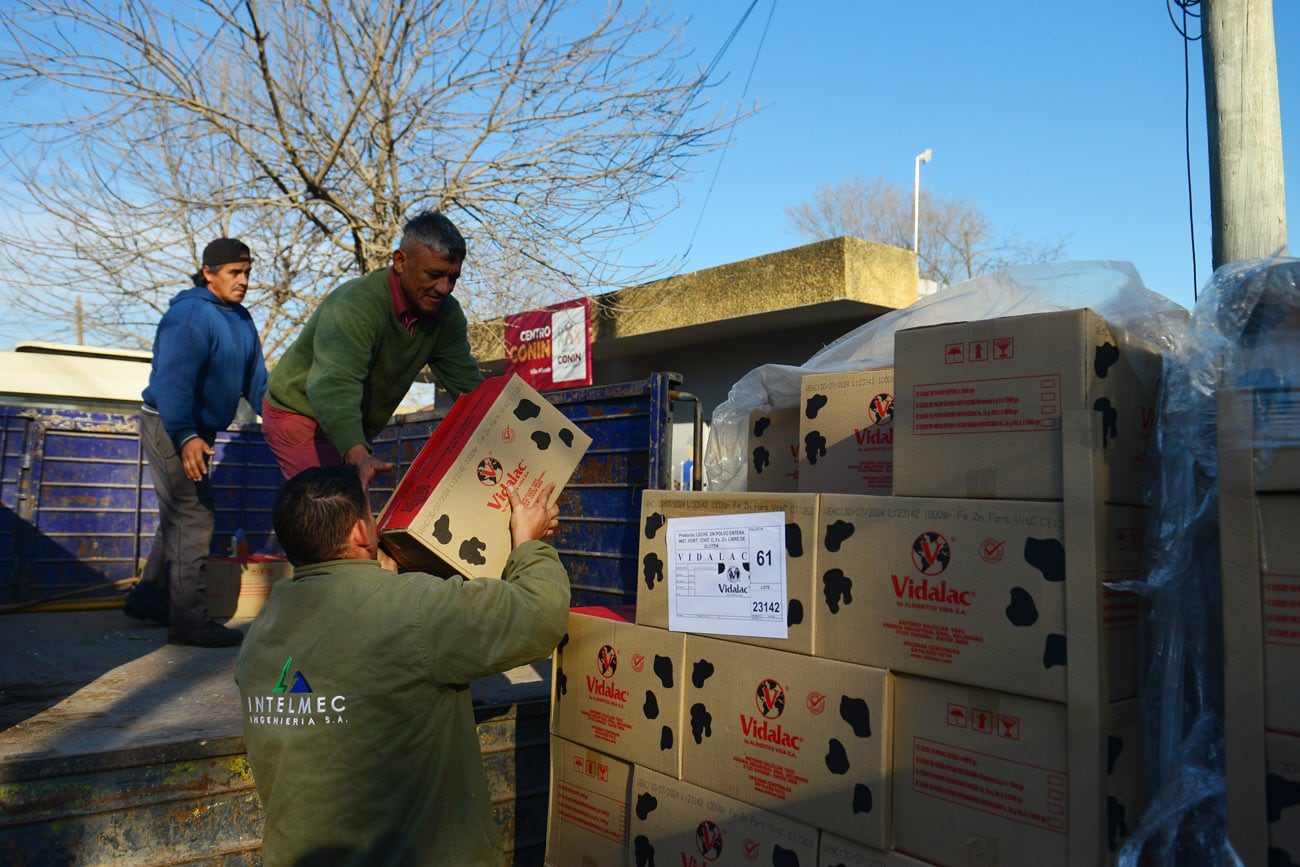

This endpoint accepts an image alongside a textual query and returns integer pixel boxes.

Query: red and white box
[544,737,632,867]
[680,635,892,849]
[635,491,821,656]
[550,605,687,777]
[813,494,1145,703]
[1267,729,1300,863]
[747,404,801,493]
[797,367,895,495]
[377,373,591,578]
[891,674,1144,866]
[893,308,1161,505]
[628,765,819,866]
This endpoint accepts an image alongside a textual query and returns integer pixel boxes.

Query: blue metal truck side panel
[1,374,677,607]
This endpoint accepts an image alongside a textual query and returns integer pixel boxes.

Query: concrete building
[468,235,921,486]
[470,235,919,414]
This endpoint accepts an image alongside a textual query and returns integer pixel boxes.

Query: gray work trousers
[129,410,216,632]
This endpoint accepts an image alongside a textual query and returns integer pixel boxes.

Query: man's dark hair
[401,211,466,262]
[273,465,372,566]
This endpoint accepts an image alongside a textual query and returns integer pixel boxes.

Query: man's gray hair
[401,211,466,261]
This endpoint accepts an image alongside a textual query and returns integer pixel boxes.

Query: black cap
[202,238,252,269]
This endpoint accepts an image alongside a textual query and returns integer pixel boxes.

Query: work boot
[168,621,244,648]
[123,591,169,626]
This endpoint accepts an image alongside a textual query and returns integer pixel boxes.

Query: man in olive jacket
[235,465,568,866]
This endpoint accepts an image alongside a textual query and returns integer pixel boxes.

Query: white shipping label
[666,511,788,639]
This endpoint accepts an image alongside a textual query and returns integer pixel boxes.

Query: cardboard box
[1252,389,1300,491]
[747,405,801,492]
[551,606,686,777]
[1261,494,1300,735]
[544,736,632,867]
[797,368,895,495]
[1218,386,1300,865]
[893,308,1161,505]
[814,494,1144,702]
[628,765,818,866]
[203,556,291,619]
[1267,729,1300,864]
[377,373,591,578]
[891,675,1144,867]
[636,492,820,655]
[818,832,935,867]
[680,635,892,849]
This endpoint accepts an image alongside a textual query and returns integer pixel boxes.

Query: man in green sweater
[235,464,568,865]
[262,211,483,488]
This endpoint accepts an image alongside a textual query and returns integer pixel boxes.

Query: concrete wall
[470,236,919,419]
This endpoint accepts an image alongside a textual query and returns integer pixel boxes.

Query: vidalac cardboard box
[636,491,820,656]
[747,405,801,493]
[628,766,819,867]
[814,494,1144,703]
[892,675,1144,867]
[893,308,1161,505]
[377,373,591,578]
[545,736,632,867]
[680,635,892,849]
[818,832,935,867]
[551,606,686,778]
[1261,495,1300,735]
[1267,729,1300,864]
[798,368,895,495]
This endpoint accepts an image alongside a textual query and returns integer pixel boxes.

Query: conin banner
[503,297,593,391]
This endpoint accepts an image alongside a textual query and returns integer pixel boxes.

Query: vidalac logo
[740,677,802,750]
[597,644,618,678]
[476,457,504,485]
[755,678,785,720]
[245,656,348,727]
[585,644,628,703]
[695,819,724,861]
[911,531,951,575]
[867,392,895,425]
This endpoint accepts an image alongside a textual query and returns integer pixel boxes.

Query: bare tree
[0,0,743,353]
[785,174,1067,285]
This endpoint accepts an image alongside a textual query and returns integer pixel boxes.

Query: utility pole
[1201,0,1288,270]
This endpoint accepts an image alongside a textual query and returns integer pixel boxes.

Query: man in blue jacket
[124,238,269,647]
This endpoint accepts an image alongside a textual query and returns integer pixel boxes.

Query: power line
[681,0,778,261]
[1168,0,1202,302]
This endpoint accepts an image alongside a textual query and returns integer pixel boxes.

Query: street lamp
[913,148,932,264]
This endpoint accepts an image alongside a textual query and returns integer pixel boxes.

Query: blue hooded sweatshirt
[142,285,269,451]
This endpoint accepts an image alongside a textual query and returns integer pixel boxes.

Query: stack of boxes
[545,308,1160,866]
[883,310,1155,866]
[1219,384,1300,865]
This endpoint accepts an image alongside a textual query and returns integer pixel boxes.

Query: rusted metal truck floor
[0,610,554,865]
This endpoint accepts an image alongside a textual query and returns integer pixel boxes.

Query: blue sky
[0,1,1293,349]
[632,0,1297,312]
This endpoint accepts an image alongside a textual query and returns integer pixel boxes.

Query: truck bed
[0,610,555,865]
